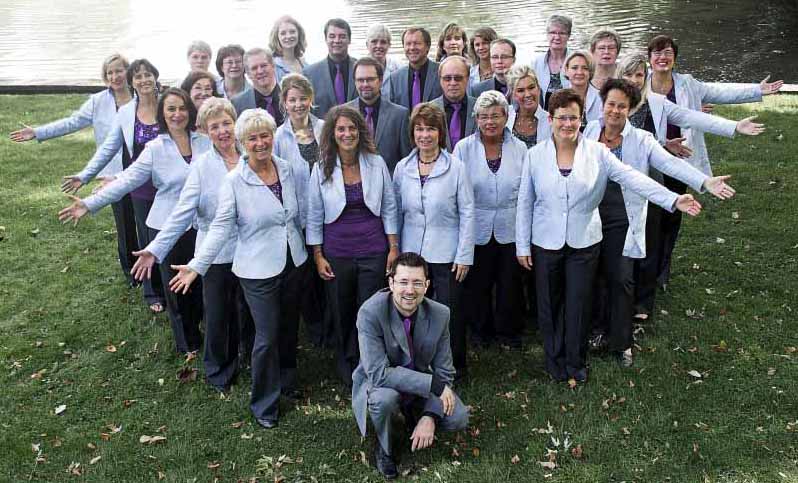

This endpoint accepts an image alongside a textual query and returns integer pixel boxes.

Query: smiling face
[367,36,390,62]
[547,22,570,51]
[476,105,507,138]
[326,25,351,59]
[189,78,214,110]
[243,127,274,163]
[284,87,312,123]
[602,88,631,131]
[221,54,244,80]
[592,38,619,67]
[163,94,189,132]
[443,32,465,57]
[131,65,157,96]
[105,59,128,91]
[649,44,676,73]
[278,21,299,52]
[413,121,440,152]
[205,112,236,151]
[439,59,468,101]
[403,31,430,67]
[354,64,381,103]
[334,115,359,155]
[489,42,515,78]
[550,102,582,144]
[472,35,491,61]
[389,264,429,317]
[566,55,590,88]
[246,53,276,92]
[188,50,211,72]
[622,64,647,90]
[512,76,541,113]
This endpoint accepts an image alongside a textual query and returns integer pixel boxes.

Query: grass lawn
[0,94,796,482]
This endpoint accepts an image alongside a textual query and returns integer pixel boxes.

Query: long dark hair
[319,105,376,183]
[157,87,198,134]
[126,58,160,94]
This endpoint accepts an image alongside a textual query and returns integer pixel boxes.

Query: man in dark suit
[352,252,468,479]
[302,18,357,118]
[231,48,284,126]
[346,57,410,173]
[469,39,516,98]
[431,56,477,152]
[384,27,443,111]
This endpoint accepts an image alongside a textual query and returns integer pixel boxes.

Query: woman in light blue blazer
[170,109,307,429]
[564,51,602,130]
[306,106,399,384]
[617,53,766,320]
[269,15,308,81]
[273,73,329,348]
[505,64,552,148]
[393,102,475,377]
[584,79,738,367]
[453,91,527,348]
[10,54,139,288]
[646,34,781,291]
[531,14,572,110]
[128,98,251,393]
[515,89,702,384]
[59,88,211,354]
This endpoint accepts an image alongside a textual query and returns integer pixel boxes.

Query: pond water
[0,0,795,86]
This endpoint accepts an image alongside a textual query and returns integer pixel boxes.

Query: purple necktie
[264,96,276,119]
[402,317,414,368]
[411,69,422,109]
[364,105,375,136]
[449,101,462,148]
[334,63,346,105]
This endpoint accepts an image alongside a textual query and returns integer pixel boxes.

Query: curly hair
[319,106,376,183]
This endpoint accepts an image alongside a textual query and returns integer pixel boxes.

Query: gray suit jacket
[345,98,411,173]
[430,95,478,152]
[231,85,283,124]
[302,56,357,119]
[385,60,443,110]
[468,76,504,98]
[352,289,455,438]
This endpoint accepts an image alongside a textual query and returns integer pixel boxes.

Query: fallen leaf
[767,367,776,376]
[716,237,725,244]
[99,433,111,441]
[567,378,577,389]
[231,421,245,429]
[539,461,556,470]
[31,443,41,452]
[207,462,221,469]
[241,433,253,440]
[87,442,96,450]
[90,456,101,465]
[157,378,164,386]
[711,341,728,352]
[472,447,480,457]
[54,404,67,415]
[106,345,117,353]
[176,367,198,383]
[139,435,167,445]
[571,444,583,459]
[30,228,40,237]
[60,265,70,273]
[731,211,740,219]
[687,370,703,379]
[157,470,166,480]
[66,462,81,476]
[622,427,631,435]
[511,454,520,464]
[122,399,136,408]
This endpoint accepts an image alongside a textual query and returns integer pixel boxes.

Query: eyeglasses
[552,115,580,123]
[651,49,675,58]
[355,76,379,84]
[477,113,506,122]
[595,46,618,53]
[489,55,514,61]
[441,75,465,82]
[393,280,426,290]
[547,31,569,37]
[222,58,243,67]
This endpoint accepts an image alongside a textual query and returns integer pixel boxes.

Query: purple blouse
[129,117,159,200]
[322,182,387,258]
[267,179,283,204]
[486,156,502,174]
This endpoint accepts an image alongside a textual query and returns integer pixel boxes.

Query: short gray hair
[589,28,622,52]
[235,108,276,143]
[546,14,573,35]
[366,24,392,43]
[473,90,509,117]
[197,97,237,130]
[505,64,540,97]
[565,50,595,80]
[186,40,212,58]
[243,48,274,71]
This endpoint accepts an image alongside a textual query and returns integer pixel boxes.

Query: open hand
[451,263,470,282]
[735,116,765,136]
[61,175,84,194]
[410,415,436,452]
[10,126,35,142]
[675,194,702,217]
[703,175,736,200]
[57,195,89,225]
[759,75,784,96]
[664,137,693,159]
[131,249,157,281]
[168,265,198,294]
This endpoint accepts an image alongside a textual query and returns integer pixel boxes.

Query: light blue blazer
[384,60,444,109]
[583,85,603,124]
[531,49,572,98]
[468,76,503,98]
[515,136,679,255]
[273,115,325,228]
[145,148,241,265]
[507,104,552,143]
[393,149,475,265]
[468,64,483,87]
[430,96,478,152]
[345,98,411,172]
[76,99,140,184]
[305,152,399,246]
[188,156,307,279]
[583,119,709,258]
[646,90,740,175]
[274,56,305,83]
[302,56,358,118]
[452,127,527,245]
[34,89,126,177]
[84,132,212,230]
[216,77,251,99]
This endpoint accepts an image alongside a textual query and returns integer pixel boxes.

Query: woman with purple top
[60,59,167,314]
[306,105,400,385]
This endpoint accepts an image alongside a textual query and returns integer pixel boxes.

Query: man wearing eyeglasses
[352,252,468,479]
[469,39,516,98]
[431,55,477,152]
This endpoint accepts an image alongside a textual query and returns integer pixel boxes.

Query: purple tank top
[129,117,160,200]
[322,182,387,258]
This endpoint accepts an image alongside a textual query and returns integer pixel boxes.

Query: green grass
[1,94,797,482]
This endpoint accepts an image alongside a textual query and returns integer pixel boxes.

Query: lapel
[388,299,411,359]
[247,89,257,110]
[374,100,388,147]
[465,96,476,135]
[120,100,136,157]
[646,92,666,137]
[347,57,357,100]
[423,60,436,101]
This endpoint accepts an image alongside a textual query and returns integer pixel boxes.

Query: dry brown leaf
[231,421,245,429]
[207,462,221,469]
[567,378,577,389]
[139,435,167,445]
[621,427,631,435]
[106,345,117,353]
[177,367,198,383]
[87,442,96,450]
[767,367,777,376]
[157,470,166,480]
[66,462,82,476]
[687,370,703,379]
[571,445,583,459]
[472,447,480,457]
[122,399,136,408]
[89,456,101,465]
[539,461,556,470]
[511,454,520,464]
[241,433,253,440]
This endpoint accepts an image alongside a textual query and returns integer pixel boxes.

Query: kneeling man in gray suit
[352,252,468,479]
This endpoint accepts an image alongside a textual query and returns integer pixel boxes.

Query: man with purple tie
[345,57,411,173]
[468,39,517,98]
[383,27,443,111]
[431,56,477,152]
[231,48,284,126]
[302,18,358,118]
[352,252,468,479]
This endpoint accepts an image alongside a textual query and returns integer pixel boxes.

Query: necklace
[419,151,439,165]
[601,129,623,146]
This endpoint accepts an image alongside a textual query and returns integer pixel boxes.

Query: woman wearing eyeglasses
[515,89,702,384]
[214,44,250,99]
[531,14,573,110]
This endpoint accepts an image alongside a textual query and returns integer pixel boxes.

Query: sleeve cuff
[430,375,445,397]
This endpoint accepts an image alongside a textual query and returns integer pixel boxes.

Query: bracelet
[389,242,399,248]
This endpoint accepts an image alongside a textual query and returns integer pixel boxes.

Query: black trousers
[465,237,523,345]
[148,227,204,353]
[302,253,333,348]
[592,224,635,353]
[239,259,303,421]
[326,253,388,384]
[131,197,165,306]
[202,263,249,387]
[110,195,139,286]
[633,201,663,316]
[533,243,599,381]
[658,175,688,287]
[428,262,467,372]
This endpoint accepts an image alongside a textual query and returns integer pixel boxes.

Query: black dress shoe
[208,383,230,394]
[374,442,398,479]
[255,417,278,429]
[281,388,303,401]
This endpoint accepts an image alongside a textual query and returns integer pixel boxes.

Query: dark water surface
[0,0,795,85]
